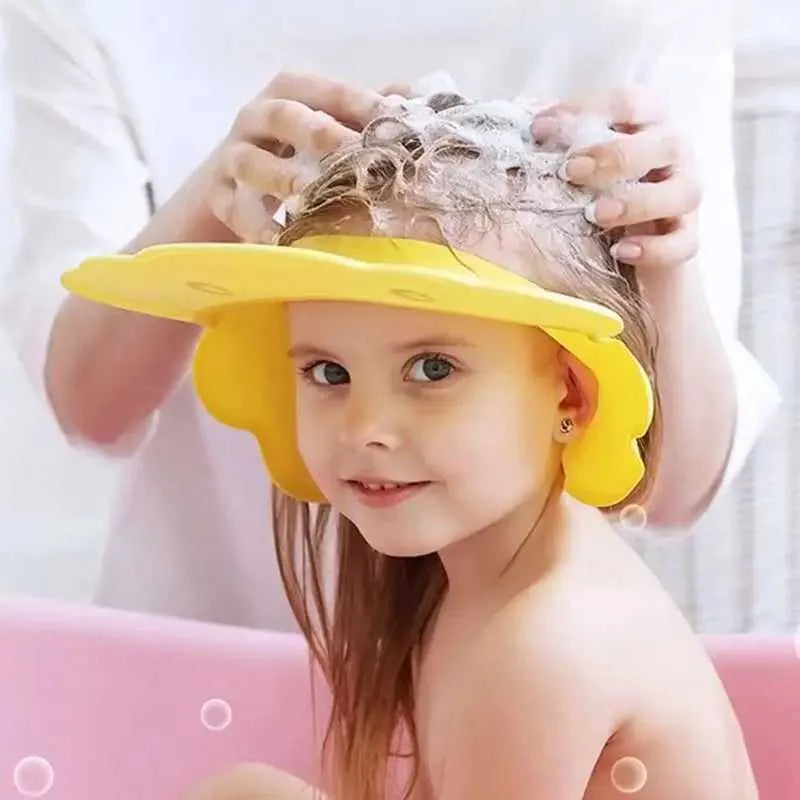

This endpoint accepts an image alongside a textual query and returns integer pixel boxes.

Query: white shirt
[0,0,781,629]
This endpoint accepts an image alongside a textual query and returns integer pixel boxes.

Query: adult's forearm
[45,150,237,445]
[640,261,737,529]
[45,298,199,444]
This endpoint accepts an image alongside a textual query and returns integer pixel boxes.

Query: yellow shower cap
[62,235,653,507]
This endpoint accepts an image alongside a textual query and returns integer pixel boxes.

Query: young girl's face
[287,299,570,557]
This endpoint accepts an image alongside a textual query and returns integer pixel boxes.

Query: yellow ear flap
[545,329,653,508]
[193,310,273,433]
[192,305,325,503]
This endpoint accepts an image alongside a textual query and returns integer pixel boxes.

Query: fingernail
[585,197,625,225]
[558,156,595,183]
[272,202,288,227]
[610,241,643,262]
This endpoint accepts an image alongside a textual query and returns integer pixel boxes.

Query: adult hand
[208,72,386,242]
[531,89,739,529]
[46,73,384,445]
[531,88,702,274]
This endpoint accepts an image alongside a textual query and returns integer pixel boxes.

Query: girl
[65,94,757,799]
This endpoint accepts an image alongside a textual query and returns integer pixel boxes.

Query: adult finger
[534,86,664,130]
[208,179,280,243]
[610,215,699,270]
[265,71,385,129]
[379,82,413,98]
[233,98,360,155]
[560,126,687,187]
[222,140,316,198]
[584,172,703,228]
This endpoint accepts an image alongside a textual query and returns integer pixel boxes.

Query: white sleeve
[0,0,151,403]
[717,340,781,493]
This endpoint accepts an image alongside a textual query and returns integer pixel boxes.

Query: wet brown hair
[271,92,661,799]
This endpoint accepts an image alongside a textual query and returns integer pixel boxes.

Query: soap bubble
[13,756,54,797]
[618,504,648,532]
[610,756,648,794]
[413,70,460,97]
[201,698,233,731]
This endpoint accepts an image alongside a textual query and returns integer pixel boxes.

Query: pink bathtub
[1,598,798,799]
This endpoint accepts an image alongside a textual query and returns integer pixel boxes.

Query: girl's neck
[437,478,566,601]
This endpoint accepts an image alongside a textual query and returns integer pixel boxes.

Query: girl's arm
[185,762,326,800]
[433,614,620,799]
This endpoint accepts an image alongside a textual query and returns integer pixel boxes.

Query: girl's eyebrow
[287,344,340,361]
[288,337,475,361]
[389,336,475,354]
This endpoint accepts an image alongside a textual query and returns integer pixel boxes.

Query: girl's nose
[339,391,403,451]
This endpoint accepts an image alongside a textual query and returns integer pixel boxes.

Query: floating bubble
[611,756,648,794]
[13,756,54,797]
[201,698,233,731]
[618,504,648,532]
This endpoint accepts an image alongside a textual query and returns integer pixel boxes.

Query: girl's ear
[556,348,597,432]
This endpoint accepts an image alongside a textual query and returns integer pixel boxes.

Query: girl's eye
[407,355,456,383]
[304,361,350,386]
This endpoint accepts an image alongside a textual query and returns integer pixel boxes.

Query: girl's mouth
[346,480,432,508]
